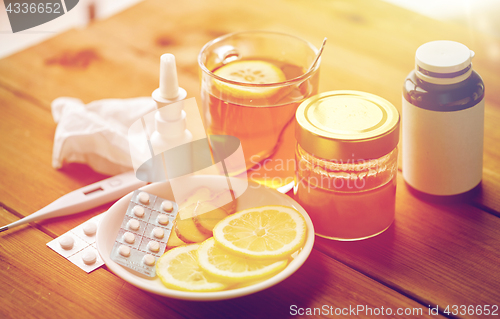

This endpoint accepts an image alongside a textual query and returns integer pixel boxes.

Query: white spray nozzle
[159,53,180,100]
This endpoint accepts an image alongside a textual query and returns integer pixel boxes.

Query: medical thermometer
[0,171,147,232]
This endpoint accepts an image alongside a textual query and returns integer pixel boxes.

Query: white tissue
[51,97,157,175]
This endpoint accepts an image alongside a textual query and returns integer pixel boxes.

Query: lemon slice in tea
[212,205,307,259]
[156,244,228,292]
[213,60,286,98]
[197,238,288,282]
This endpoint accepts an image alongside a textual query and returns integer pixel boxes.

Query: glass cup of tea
[198,31,321,189]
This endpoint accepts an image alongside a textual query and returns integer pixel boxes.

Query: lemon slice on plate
[213,60,286,99]
[212,205,307,259]
[197,238,288,283]
[156,244,228,292]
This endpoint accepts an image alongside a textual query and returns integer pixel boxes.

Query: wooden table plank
[312,174,500,318]
[0,29,176,106]
[0,209,439,319]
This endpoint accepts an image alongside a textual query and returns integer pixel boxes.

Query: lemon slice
[212,205,307,259]
[156,244,228,292]
[197,238,288,283]
[213,60,286,98]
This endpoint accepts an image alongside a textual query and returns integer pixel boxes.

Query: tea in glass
[198,31,320,188]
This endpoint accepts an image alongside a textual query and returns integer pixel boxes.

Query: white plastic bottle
[149,54,192,181]
[402,41,485,196]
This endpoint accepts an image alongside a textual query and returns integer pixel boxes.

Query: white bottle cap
[153,54,188,107]
[152,53,188,126]
[160,54,180,100]
[415,40,475,85]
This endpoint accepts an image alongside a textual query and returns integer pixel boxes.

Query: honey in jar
[294,91,400,240]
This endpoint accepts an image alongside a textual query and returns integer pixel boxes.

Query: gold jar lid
[295,90,400,160]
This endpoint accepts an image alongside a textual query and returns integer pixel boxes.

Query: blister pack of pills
[109,190,178,277]
[46,213,104,273]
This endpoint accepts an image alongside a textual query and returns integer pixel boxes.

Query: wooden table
[1,0,499,318]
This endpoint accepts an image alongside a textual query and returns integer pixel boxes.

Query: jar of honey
[294,91,400,241]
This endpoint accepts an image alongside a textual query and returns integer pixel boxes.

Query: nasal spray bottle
[149,54,192,182]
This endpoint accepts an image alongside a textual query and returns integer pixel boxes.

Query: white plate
[96,175,314,301]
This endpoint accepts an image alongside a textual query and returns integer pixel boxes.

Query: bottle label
[402,97,484,195]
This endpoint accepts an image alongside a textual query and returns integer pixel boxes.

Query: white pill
[133,205,145,218]
[123,232,135,244]
[157,214,169,226]
[59,235,74,250]
[82,250,97,265]
[148,241,160,253]
[119,245,131,257]
[152,227,164,239]
[143,254,156,266]
[127,219,140,231]
[138,192,149,204]
[161,200,173,212]
[82,222,97,236]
